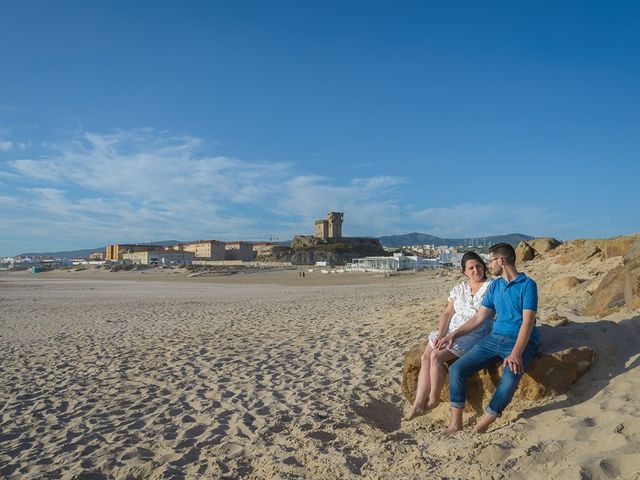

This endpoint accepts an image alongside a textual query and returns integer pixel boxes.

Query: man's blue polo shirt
[481,273,539,344]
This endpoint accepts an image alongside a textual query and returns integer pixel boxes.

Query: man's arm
[436,306,494,349]
[502,309,536,375]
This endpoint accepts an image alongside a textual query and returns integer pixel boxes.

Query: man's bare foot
[405,405,425,421]
[444,421,462,435]
[474,413,497,433]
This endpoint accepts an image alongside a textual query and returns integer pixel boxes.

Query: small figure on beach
[438,243,539,433]
[406,251,492,420]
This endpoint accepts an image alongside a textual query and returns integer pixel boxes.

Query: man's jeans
[449,332,538,417]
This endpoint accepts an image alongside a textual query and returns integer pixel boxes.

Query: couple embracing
[406,243,538,433]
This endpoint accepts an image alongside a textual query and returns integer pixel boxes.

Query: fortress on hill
[314,212,343,239]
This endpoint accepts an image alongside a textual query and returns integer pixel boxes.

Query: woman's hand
[435,333,454,350]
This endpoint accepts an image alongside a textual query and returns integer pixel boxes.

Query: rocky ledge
[260,236,388,265]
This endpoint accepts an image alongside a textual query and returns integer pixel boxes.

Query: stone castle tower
[314,211,344,239]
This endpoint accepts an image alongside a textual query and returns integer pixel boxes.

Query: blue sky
[1,1,638,256]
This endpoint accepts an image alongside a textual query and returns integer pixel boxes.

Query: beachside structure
[225,241,255,261]
[171,240,225,260]
[349,253,438,272]
[314,211,343,239]
[105,243,164,261]
[123,250,195,266]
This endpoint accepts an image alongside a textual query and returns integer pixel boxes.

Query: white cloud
[1,128,410,249]
[0,141,12,152]
[1,127,566,255]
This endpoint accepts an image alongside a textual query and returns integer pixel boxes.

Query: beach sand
[1,263,639,479]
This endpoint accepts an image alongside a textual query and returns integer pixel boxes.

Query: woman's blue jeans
[449,332,538,417]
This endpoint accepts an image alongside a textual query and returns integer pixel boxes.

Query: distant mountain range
[16,233,532,258]
[377,232,533,248]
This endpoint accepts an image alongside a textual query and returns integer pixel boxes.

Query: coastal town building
[123,250,195,266]
[171,240,225,260]
[105,244,164,261]
[314,211,343,239]
[89,251,105,261]
[225,241,255,261]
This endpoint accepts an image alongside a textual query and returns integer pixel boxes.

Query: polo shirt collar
[499,272,527,287]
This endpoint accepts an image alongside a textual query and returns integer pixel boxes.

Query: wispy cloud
[0,138,29,152]
[1,127,566,255]
[1,128,410,250]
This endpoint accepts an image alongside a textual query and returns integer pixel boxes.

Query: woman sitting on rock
[406,251,493,420]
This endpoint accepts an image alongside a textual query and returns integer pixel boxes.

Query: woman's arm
[434,301,455,340]
[436,306,494,349]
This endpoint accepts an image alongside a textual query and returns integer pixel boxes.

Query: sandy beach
[1,260,639,479]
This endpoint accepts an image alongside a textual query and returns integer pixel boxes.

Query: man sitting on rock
[437,243,539,433]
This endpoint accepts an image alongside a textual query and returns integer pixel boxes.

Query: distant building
[89,251,105,261]
[314,211,343,239]
[105,244,164,261]
[225,241,255,261]
[350,253,438,272]
[123,250,195,266]
[171,240,225,260]
[439,250,464,266]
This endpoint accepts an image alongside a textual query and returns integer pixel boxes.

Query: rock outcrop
[550,239,603,265]
[624,239,640,310]
[549,235,639,265]
[529,237,562,254]
[515,241,537,264]
[584,238,640,316]
[602,235,640,259]
[515,237,562,264]
[551,276,582,292]
[402,328,595,414]
[265,236,387,265]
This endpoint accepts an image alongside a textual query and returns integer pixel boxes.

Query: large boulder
[602,235,640,259]
[402,329,595,414]
[583,266,626,317]
[529,237,562,254]
[550,276,582,292]
[515,241,537,264]
[551,239,602,265]
[624,239,640,310]
[585,238,640,316]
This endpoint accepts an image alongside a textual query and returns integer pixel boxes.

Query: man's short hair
[489,243,516,265]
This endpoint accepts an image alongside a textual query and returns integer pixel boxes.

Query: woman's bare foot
[474,413,497,433]
[405,405,425,421]
[426,398,440,410]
